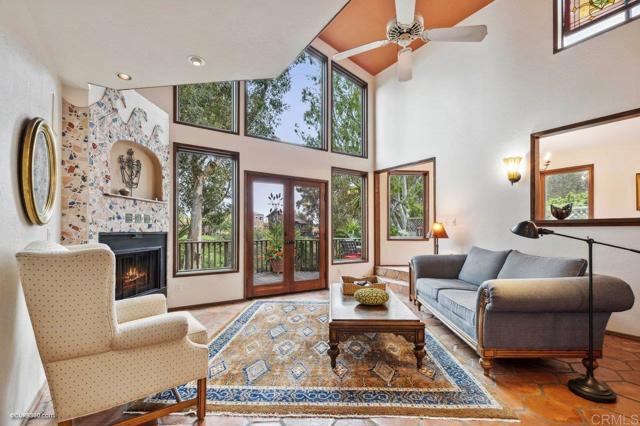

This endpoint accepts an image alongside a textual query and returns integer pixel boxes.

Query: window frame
[538,164,595,220]
[331,167,369,265]
[173,82,240,135]
[244,46,329,152]
[386,170,430,241]
[330,62,368,159]
[172,142,240,277]
[554,0,640,53]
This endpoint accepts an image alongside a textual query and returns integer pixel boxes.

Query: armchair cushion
[411,254,468,279]
[480,275,634,313]
[116,294,168,323]
[112,312,189,350]
[497,250,587,279]
[458,246,511,286]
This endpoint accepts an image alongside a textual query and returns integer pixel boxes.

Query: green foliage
[177,82,235,131]
[177,150,233,241]
[332,173,363,238]
[389,174,425,237]
[332,70,364,155]
[264,221,284,261]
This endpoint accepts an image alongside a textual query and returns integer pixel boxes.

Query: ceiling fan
[333,0,488,82]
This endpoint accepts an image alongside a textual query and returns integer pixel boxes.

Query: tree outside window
[541,165,593,220]
[332,64,367,157]
[245,47,326,149]
[388,173,427,239]
[332,169,367,263]
[175,82,238,133]
[175,145,238,274]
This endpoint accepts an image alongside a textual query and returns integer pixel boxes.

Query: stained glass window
[557,0,639,50]
[564,0,637,31]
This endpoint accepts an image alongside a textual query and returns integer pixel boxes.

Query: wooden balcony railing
[178,237,362,272]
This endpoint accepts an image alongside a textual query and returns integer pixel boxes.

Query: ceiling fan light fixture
[188,55,206,67]
[397,47,413,82]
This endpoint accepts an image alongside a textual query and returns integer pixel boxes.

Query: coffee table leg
[414,329,426,369]
[328,327,339,369]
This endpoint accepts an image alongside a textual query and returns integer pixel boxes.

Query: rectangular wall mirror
[531,108,640,226]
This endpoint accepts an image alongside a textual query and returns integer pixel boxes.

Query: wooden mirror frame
[531,107,640,227]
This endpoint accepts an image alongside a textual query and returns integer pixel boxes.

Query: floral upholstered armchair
[16,242,209,426]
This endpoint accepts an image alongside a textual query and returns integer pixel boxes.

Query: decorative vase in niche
[551,203,573,220]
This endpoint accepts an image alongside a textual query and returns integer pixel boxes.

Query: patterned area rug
[130,300,514,419]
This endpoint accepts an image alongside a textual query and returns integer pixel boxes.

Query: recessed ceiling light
[188,55,206,67]
[116,72,132,81]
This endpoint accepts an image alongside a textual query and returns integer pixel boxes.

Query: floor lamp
[511,220,640,403]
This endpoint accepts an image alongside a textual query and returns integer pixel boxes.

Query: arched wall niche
[108,140,164,201]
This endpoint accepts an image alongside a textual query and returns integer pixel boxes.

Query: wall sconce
[503,156,523,185]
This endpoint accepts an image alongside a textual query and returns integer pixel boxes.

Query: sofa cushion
[458,246,511,286]
[417,278,478,302]
[438,289,477,324]
[497,250,587,279]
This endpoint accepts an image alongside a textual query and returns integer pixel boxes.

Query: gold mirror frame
[20,118,57,225]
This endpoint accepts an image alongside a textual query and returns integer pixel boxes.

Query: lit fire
[123,266,147,287]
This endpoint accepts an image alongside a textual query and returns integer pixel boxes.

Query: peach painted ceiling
[320,0,494,75]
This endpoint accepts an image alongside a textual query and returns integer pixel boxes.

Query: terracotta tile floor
[27,285,640,426]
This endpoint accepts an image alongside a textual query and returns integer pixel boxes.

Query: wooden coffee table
[328,283,426,369]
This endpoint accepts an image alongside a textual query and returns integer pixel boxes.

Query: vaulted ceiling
[319,0,494,75]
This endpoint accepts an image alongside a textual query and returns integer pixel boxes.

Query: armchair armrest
[411,254,467,279]
[112,312,189,350]
[480,275,634,313]
[116,294,168,323]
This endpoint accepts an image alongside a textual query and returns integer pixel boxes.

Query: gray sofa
[410,247,634,375]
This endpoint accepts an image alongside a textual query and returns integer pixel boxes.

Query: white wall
[0,5,61,424]
[139,38,376,308]
[376,0,640,335]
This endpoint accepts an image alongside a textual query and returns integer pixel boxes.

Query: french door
[245,172,327,298]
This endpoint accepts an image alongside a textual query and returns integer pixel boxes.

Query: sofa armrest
[479,275,634,313]
[411,254,467,279]
[112,312,189,350]
[115,294,168,323]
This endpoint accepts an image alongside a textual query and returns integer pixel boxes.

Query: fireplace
[99,232,167,300]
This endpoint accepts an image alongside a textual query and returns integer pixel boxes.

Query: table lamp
[427,221,448,255]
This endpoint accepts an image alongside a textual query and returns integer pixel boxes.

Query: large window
[332,64,367,157]
[555,0,640,50]
[388,172,428,239]
[174,144,239,275]
[245,47,327,149]
[175,82,239,133]
[332,168,367,263]
[540,165,594,220]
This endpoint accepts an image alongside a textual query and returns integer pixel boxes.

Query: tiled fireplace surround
[61,87,170,297]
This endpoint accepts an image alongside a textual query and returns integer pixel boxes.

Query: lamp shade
[511,221,540,239]
[428,221,449,239]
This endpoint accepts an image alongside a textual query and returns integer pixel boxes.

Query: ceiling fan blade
[395,0,416,26]
[422,25,488,42]
[333,40,389,61]
[397,48,413,82]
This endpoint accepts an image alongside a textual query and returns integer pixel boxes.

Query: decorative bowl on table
[353,287,389,306]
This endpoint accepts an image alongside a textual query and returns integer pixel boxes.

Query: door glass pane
[253,182,285,285]
[389,174,425,238]
[294,185,320,282]
[544,170,591,220]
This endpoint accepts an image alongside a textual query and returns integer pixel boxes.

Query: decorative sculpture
[119,148,142,196]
